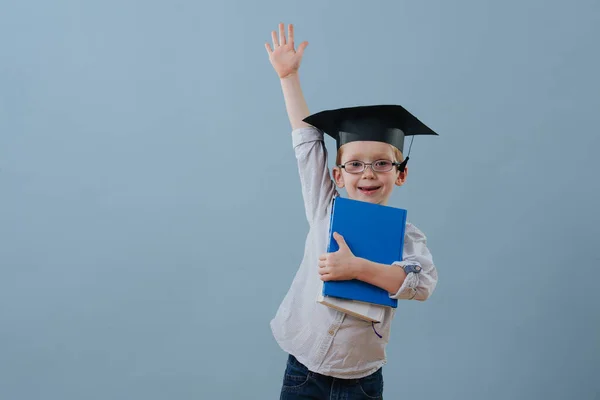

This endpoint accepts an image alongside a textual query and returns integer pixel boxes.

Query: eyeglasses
[337,159,408,174]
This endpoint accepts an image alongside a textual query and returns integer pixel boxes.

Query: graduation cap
[303,104,438,171]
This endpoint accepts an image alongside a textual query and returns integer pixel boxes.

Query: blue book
[323,196,407,308]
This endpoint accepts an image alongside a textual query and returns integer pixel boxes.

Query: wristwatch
[403,264,422,274]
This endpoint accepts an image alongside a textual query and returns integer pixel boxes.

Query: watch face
[406,264,421,273]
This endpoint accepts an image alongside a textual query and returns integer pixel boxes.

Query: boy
[265,23,438,400]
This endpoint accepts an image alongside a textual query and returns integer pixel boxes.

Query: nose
[362,164,376,178]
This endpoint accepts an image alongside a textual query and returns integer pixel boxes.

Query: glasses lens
[373,160,393,172]
[344,161,364,173]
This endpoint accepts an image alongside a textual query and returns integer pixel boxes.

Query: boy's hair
[335,144,404,166]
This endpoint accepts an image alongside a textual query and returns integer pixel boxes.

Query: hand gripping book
[317,197,407,323]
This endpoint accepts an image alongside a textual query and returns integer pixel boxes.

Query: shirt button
[328,329,335,335]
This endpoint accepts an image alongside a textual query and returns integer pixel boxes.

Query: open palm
[265,23,309,79]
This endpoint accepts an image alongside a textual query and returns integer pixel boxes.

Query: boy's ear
[395,167,408,186]
[333,166,345,188]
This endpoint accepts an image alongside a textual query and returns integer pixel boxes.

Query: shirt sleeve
[292,126,338,224]
[389,222,438,301]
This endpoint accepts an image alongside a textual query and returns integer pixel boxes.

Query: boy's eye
[349,161,363,167]
[375,160,392,168]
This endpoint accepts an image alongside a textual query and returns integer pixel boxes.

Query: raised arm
[265,23,310,130]
[265,23,336,223]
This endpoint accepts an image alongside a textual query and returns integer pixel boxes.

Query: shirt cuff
[390,261,420,300]
[292,126,323,148]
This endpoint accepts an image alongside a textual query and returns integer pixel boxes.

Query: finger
[288,23,294,44]
[320,273,332,281]
[296,41,308,57]
[279,22,286,46]
[318,260,327,268]
[333,232,347,248]
[319,253,327,261]
[271,30,279,48]
[265,43,273,55]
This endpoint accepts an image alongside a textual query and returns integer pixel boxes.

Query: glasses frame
[337,157,409,174]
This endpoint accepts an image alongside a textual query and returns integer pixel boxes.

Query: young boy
[265,23,438,400]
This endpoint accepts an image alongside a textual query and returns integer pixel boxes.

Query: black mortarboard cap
[302,104,438,154]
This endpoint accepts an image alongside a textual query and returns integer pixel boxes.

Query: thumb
[296,41,308,57]
[333,232,348,250]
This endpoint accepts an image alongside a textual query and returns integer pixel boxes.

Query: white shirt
[270,126,438,379]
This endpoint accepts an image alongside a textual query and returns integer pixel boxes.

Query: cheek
[344,176,360,189]
[384,174,399,187]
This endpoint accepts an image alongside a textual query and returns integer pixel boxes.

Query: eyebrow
[344,153,392,160]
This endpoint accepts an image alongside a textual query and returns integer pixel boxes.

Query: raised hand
[265,23,309,79]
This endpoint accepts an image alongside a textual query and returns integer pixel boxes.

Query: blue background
[1,0,599,399]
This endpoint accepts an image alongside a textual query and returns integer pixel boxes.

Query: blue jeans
[279,354,384,400]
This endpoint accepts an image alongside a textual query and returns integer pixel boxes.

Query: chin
[347,194,383,204]
[348,188,390,204]
[362,197,382,204]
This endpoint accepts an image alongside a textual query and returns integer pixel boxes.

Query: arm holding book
[319,224,437,301]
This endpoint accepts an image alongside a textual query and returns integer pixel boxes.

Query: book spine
[326,197,337,253]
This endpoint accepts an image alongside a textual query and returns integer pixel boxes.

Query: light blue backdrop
[1,1,598,399]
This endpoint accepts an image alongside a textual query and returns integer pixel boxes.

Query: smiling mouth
[358,186,381,195]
